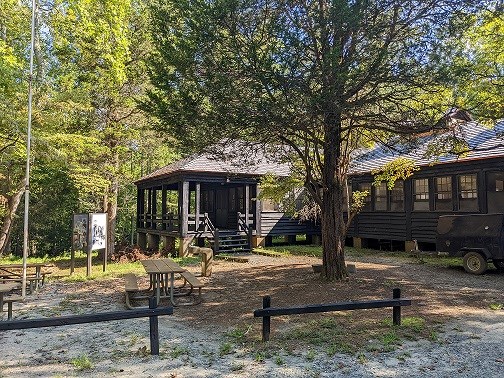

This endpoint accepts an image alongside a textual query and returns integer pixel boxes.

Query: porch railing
[137,213,180,232]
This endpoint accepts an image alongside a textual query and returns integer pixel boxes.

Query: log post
[393,288,401,326]
[262,295,271,342]
[149,297,160,355]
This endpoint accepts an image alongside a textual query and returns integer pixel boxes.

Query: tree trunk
[321,113,347,281]
[321,182,347,280]
[0,180,25,256]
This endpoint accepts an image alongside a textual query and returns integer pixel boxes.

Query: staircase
[210,230,251,254]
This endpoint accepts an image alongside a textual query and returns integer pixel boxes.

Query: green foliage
[447,7,504,120]
[424,135,471,161]
[350,191,369,214]
[372,158,419,190]
[258,173,305,216]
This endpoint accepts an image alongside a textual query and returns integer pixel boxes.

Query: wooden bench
[2,296,23,320]
[178,271,204,304]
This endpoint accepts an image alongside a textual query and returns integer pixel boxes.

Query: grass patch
[225,325,252,343]
[273,315,437,356]
[70,355,93,371]
[219,342,233,356]
[170,346,190,358]
[489,303,503,311]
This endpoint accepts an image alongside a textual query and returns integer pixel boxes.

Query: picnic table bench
[0,282,22,320]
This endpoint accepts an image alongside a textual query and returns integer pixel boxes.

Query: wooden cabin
[135,119,504,254]
[347,120,504,251]
[134,147,319,255]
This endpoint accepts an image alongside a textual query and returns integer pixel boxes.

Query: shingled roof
[135,143,291,184]
[350,120,504,174]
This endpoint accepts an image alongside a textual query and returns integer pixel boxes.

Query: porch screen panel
[202,190,214,212]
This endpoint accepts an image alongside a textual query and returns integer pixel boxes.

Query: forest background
[0,1,502,264]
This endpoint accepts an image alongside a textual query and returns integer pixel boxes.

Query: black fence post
[149,297,160,355]
[262,295,271,342]
[392,288,401,326]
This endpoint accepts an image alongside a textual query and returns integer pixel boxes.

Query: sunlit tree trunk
[0,180,25,256]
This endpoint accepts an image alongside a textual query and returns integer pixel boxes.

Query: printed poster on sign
[72,214,88,250]
[89,213,107,251]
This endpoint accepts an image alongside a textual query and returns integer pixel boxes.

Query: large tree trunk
[321,113,347,281]
[0,180,25,256]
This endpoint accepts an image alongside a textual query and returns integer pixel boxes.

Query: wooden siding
[260,212,320,236]
[349,213,407,240]
[410,213,439,242]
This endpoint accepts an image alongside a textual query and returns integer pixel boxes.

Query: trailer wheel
[493,260,504,271]
[462,252,487,275]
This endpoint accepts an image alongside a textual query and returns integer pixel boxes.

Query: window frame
[389,180,404,212]
[434,176,453,211]
[413,178,430,211]
[374,182,388,211]
[458,174,478,211]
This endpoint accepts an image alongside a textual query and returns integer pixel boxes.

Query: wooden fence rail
[0,298,172,355]
[253,288,411,341]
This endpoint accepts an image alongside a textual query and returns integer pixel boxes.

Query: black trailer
[436,214,504,274]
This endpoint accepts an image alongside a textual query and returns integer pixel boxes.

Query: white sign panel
[89,213,107,251]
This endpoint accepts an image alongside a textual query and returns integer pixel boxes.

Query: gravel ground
[1,252,503,377]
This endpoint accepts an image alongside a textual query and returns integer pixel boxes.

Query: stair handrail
[237,212,253,250]
[203,213,216,235]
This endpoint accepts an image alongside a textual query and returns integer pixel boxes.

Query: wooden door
[215,188,228,228]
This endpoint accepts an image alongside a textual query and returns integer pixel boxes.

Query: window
[413,178,430,211]
[487,172,504,213]
[390,181,404,211]
[434,176,453,211]
[358,183,372,211]
[458,174,478,211]
[374,182,387,211]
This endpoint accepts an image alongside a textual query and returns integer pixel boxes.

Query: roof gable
[136,143,291,184]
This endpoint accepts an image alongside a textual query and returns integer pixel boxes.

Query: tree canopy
[146,0,487,280]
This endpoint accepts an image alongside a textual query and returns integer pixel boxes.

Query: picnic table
[140,259,186,306]
[0,263,52,293]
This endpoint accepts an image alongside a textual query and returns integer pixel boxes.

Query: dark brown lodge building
[134,146,319,256]
[135,120,504,255]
